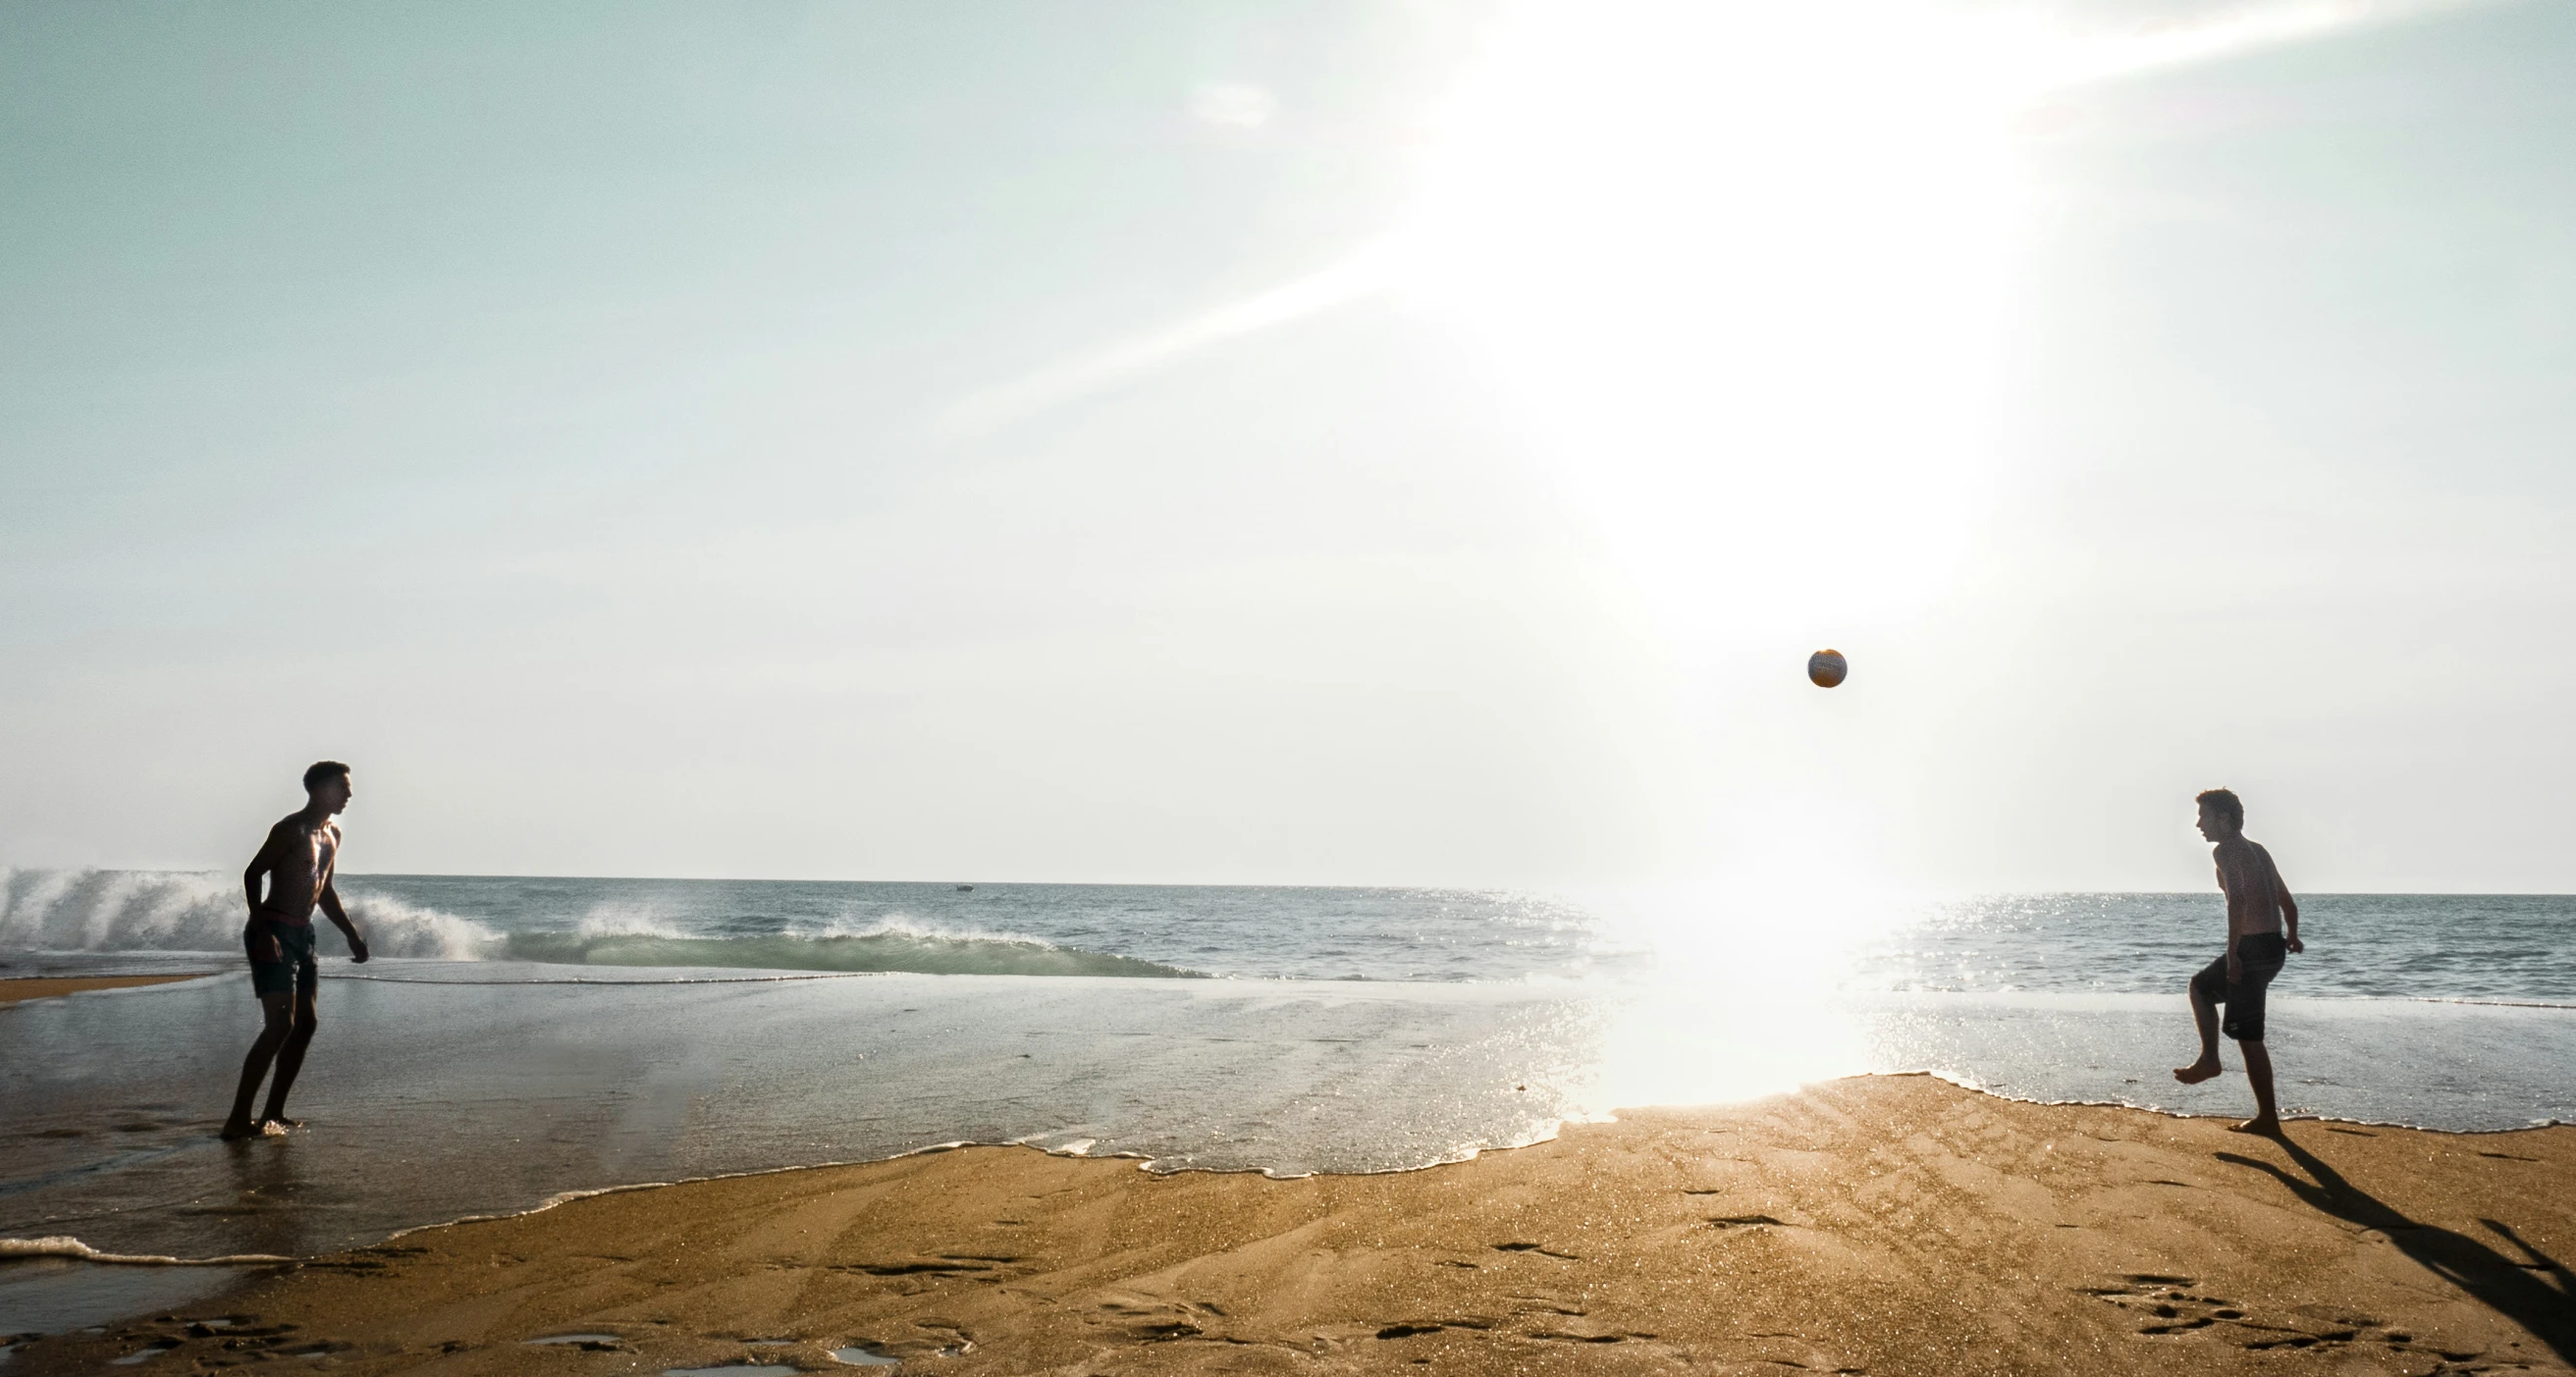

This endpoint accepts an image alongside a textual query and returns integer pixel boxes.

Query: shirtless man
[2172,787,2302,1135]
[221,761,369,1140]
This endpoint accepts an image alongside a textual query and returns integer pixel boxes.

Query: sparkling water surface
[1861,892,2576,1003]
[10,870,2572,999]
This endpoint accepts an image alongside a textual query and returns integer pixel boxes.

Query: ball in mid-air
[1807,649,1848,688]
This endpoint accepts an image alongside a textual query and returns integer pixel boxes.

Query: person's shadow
[2216,1137,2572,1362]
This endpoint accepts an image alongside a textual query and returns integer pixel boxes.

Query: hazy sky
[4,0,2569,892]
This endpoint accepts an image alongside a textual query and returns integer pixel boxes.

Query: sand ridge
[9,1075,2570,1374]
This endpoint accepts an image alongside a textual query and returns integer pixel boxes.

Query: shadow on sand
[2217,1136,2573,1363]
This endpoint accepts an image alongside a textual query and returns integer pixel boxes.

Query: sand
[10,1075,2570,1374]
[0,974,209,1006]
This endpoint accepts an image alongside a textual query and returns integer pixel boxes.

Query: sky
[2,0,2569,892]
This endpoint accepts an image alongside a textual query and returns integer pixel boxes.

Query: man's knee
[292,1007,320,1037]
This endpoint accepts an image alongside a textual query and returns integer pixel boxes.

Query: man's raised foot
[2173,1059,2223,1085]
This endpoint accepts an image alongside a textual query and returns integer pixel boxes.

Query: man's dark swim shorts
[2190,931,2287,1041]
[245,919,317,999]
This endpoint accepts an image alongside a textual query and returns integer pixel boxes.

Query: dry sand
[0,974,208,1006]
[12,1075,2570,1374]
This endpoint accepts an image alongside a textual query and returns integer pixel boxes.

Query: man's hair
[302,761,351,791]
[2195,787,2244,827]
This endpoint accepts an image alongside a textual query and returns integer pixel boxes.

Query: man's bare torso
[2212,836,2284,939]
[258,815,341,924]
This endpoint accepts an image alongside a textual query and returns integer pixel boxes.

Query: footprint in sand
[1491,1241,1581,1260]
[2084,1275,2427,1357]
[522,1333,626,1351]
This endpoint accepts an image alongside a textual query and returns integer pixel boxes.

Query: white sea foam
[0,869,498,959]
[542,908,1070,954]
[495,925,1192,978]
[0,1236,291,1265]
[574,904,690,939]
[810,910,1061,949]
[0,871,1196,979]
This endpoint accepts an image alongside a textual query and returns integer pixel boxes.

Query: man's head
[303,761,352,815]
[2195,787,2243,841]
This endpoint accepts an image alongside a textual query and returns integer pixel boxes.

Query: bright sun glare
[944,0,2470,922]
[1385,0,2482,654]
[1392,0,2031,651]
[960,0,2470,656]
[930,0,2498,1107]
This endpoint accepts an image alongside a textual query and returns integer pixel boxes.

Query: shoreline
[9,1074,2569,1374]
[15,1070,2561,1268]
[10,1078,2565,1272]
[0,974,211,1006]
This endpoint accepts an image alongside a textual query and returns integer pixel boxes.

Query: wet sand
[0,974,208,1005]
[10,1075,2571,1374]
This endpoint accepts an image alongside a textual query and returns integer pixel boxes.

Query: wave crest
[2,871,1197,978]
[0,869,496,959]
[499,928,1197,979]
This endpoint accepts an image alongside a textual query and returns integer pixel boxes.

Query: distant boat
[955,884,974,892]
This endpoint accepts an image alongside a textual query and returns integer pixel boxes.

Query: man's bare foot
[2230,1116,2283,1136]
[258,1117,304,1132]
[2173,1060,2223,1085]
[219,1120,259,1141]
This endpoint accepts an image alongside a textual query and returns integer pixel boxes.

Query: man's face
[2195,803,2225,840]
[314,774,352,816]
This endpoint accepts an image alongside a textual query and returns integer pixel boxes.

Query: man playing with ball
[2172,787,2302,1135]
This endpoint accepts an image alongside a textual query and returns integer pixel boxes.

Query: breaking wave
[504,906,1202,978]
[497,918,1198,979]
[0,869,496,959]
[0,871,1195,979]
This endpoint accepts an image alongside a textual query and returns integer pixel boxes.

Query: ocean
[3,872,2572,1328]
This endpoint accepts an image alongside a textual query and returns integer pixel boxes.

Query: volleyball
[1807,649,1848,688]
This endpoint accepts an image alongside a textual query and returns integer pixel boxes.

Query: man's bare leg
[2174,982,2224,1085]
[257,993,318,1130]
[222,994,295,1139]
[2231,1039,2283,1135]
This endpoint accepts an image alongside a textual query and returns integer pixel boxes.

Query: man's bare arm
[242,826,283,911]
[2216,842,2261,980]
[2215,845,2252,924]
[316,877,368,963]
[2269,849,2302,953]
[242,825,287,962]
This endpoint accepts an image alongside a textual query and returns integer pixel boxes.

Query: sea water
[3,873,2570,1298]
